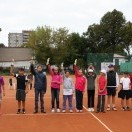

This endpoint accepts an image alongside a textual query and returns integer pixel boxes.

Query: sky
[0,0,132,46]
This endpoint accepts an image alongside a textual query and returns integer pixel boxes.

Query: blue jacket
[30,64,47,92]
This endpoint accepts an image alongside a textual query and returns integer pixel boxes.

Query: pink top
[48,65,62,89]
[98,75,107,95]
[74,66,86,92]
[0,76,4,93]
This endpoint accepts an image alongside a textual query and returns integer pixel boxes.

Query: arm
[116,73,119,88]
[48,65,54,76]
[45,76,47,93]
[25,76,29,94]
[74,65,79,76]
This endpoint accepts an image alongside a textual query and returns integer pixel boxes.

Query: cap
[88,69,93,73]
[108,64,114,68]
[100,69,106,74]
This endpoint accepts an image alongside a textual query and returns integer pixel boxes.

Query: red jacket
[74,65,86,92]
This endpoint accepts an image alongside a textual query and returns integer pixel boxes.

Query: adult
[106,64,119,111]
[30,61,47,114]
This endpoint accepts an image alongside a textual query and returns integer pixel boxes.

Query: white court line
[83,106,113,132]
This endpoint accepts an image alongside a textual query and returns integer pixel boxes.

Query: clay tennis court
[0,76,132,132]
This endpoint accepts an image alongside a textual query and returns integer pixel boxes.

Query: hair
[65,70,70,74]
[19,68,25,71]
[124,71,128,75]
[37,64,43,68]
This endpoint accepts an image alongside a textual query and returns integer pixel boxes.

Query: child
[118,72,131,111]
[85,69,96,112]
[129,73,132,109]
[30,61,47,114]
[11,67,29,114]
[0,76,5,115]
[74,59,86,112]
[47,58,62,113]
[96,69,107,113]
[61,63,74,113]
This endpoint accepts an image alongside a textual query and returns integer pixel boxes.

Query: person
[0,76,5,115]
[106,64,119,111]
[96,69,107,113]
[46,58,62,113]
[11,68,29,114]
[87,63,95,71]
[118,72,131,111]
[74,59,86,112]
[27,73,33,90]
[30,61,47,114]
[129,73,132,109]
[61,63,74,113]
[85,69,96,112]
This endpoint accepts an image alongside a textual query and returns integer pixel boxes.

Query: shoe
[79,110,83,113]
[62,110,66,113]
[126,107,131,111]
[22,109,26,114]
[76,109,80,113]
[106,107,111,111]
[57,109,60,113]
[41,110,46,113]
[121,107,126,111]
[69,110,73,113]
[17,109,21,114]
[91,108,94,112]
[112,107,117,111]
[51,108,55,113]
[34,110,38,114]
[88,108,91,112]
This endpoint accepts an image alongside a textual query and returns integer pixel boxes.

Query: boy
[30,61,47,114]
[85,69,96,112]
[118,72,131,111]
[74,59,86,112]
[0,76,5,115]
[12,68,29,114]
[61,63,74,113]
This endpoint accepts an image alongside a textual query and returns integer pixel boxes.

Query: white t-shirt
[120,77,130,90]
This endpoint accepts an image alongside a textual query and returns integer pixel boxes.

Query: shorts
[0,93,2,102]
[16,89,26,101]
[118,90,131,100]
[107,87,116,96]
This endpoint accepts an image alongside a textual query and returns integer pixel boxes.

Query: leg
[18,101,21,109]
[88,90,91,108]
[101,95,105,112]
[40,90,45,111]
[51,89,55,109]
[80,91,83,110]
[75,90,79,110]
[126,99,130,108]
[91,90,95,108]
[56,89,60,109]
[34,89,39,112]
[62,95,67,110]
[97,95,101,112]
[68,95,73,110]
[22,101,25,109]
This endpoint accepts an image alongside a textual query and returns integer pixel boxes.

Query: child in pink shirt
[96,69,107,113]
[47,58,62,113]
[74,59,86,112]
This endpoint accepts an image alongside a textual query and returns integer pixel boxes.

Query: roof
[0,47,33,62]
[114,54,126,58]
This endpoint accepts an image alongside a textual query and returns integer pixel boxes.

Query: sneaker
[126,107,131,111]
[62,110,66,113]
[91,108,94,112]
[33,110,38,114]
[121,107,126,111]
[106,107,111,111]
[41,110,46,113]
[57,109,60,113]
[51,108,55,113]
[69,110,73,113]
[17,109,21,114]
[79,110,83,113]
[22,109,26,114]
[112,107,117,111]
[88,108,91,112]
[76,109,80,113]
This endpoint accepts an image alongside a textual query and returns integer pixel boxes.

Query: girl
[47,58,62,113]
[74,59,86,112]
[96,69,107,113]
[61,63,74,113]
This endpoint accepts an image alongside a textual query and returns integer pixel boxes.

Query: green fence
[120,62,132,73]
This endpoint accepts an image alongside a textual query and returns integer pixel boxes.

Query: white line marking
[83,106,113,132]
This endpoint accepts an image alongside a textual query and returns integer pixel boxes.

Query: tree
[0,43,6,48]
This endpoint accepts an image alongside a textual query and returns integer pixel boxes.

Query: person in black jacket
[30,61,47,114]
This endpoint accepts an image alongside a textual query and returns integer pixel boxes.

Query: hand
[74,59,77,65]
[46,58,50,65]
[61,62,64,70]
[30,60,34,64]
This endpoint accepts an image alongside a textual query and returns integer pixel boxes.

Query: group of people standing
[0,58,132,115]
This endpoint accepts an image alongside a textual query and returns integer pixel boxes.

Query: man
[30,61,47,114]
[106,64,119,111]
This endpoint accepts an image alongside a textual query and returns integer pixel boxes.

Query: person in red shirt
[74,59,86,112]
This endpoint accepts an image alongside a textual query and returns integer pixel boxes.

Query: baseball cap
[100,69,106,74]
[108,64,114,68]
[88,69,93,73]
